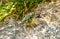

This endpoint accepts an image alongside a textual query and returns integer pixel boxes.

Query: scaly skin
[18,12,35,24]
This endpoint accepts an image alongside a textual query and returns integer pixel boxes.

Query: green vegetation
[0,0,51,21]
[0,0,56,27]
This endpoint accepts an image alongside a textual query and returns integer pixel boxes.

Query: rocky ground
[0,1,60,39]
